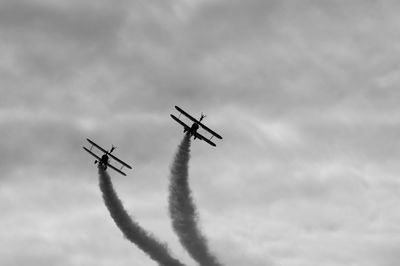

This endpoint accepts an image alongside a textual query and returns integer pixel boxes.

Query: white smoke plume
[168,133,224,266]
[98,166,186,266]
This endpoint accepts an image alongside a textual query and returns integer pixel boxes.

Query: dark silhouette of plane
[184,113,205,137]
[95,145,116,169]
[83,139,132,176]
[171,105,222,146]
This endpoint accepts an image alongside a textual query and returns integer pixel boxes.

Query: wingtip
[175,105,184,112]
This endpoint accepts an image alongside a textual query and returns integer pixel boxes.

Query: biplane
[170,105,223,146]
[83,138,132,176]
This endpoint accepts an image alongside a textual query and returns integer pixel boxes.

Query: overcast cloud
[1,0,400,265]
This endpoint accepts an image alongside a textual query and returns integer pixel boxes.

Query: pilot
[100,154,109,169]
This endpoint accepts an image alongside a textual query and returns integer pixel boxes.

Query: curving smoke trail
[98,167,186,266]
[168,133,224,266]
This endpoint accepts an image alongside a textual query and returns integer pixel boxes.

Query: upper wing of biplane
[174,106,223,139]
[174,106,198,123]
[86,138,108,153]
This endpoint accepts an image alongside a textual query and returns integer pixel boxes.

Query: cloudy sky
[1,0,400,265]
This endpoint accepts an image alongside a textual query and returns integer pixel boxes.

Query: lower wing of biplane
[170,114,191,132]
[83,138,133,176]
[194,131,216,146]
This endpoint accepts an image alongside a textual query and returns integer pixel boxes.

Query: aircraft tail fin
[200,113,206,121]
[110,145,116,153]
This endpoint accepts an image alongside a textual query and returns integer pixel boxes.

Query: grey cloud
[211,237,275,266]
[0,119,87,176]
[0,0,128,79]
[0,1,126,43]
[2,1,400,266]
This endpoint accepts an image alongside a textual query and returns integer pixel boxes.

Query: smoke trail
[168,133,224,266]
[98,167,186,266]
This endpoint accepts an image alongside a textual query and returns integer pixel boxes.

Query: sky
[1,0,400,265]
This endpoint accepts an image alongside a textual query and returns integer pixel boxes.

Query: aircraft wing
[175,106,199,123]
[198,122,223,139]
[175,106,222,139]
[195,132,216,147]
[106,163,127,176]
[83,147,101,160]
[171,114,191,131]
[109,153,132,169]
[86,138,108,154]
[87,138,132,169]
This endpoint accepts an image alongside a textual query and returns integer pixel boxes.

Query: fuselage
[191,122,199,132]
[183,122,200,138]
[100,154,109,164]
[189,123,200,139]
[182,114,204,139]
[98,148,114,169]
